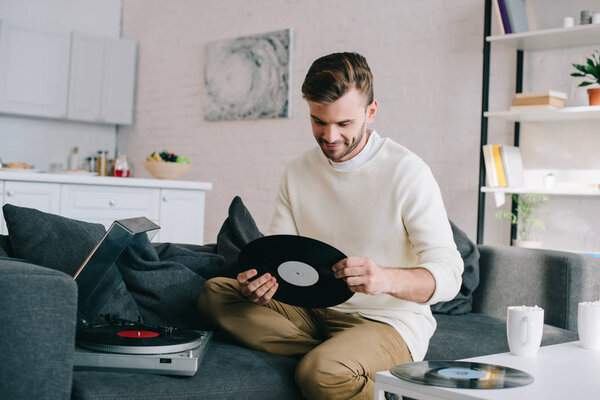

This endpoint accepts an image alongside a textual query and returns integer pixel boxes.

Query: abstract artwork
[203,29,293,121]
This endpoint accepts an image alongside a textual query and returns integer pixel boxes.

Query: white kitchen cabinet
[0,20,70,118]
[0,173,212,244]
[67,32,137,124]
[0,181,61,234]
[158,189,206,245]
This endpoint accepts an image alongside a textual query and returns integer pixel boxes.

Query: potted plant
[571,50,600,106]
[495,194,549,248]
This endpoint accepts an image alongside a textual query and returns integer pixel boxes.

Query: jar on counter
[114,154,130,177]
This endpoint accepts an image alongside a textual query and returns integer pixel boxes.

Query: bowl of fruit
[143,151,191,180]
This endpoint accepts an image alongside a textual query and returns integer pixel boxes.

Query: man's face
[307,88,377,162]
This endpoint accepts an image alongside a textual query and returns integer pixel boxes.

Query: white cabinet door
[158,189,206,245]
[101,37,137,124]
[0,20,70,118]
[1,181,61,234]
[60,184,159,229]
[67,32,105,122]
[68,33,137,125]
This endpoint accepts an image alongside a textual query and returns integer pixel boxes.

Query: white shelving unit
[477,1,600,249]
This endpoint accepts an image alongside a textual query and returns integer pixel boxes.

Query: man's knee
[295,349,367,399]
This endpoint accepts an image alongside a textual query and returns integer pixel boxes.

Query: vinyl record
[77,323,205,355]
[239,235,352,308]
[390,361,534,389]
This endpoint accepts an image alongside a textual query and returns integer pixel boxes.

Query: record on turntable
[239,235,352,308]
[76,321,205,355]
[390,360,534,389]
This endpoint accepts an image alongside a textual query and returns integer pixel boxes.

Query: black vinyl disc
[239,235,352,308]
[390,361,534,389]
[76,323,205,355]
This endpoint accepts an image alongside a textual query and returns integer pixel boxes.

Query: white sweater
[268,137,464,361]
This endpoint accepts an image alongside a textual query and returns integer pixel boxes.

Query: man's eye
[314,120,326,126]
[338,122,350,127]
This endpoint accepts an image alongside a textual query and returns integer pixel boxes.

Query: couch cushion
[426,313,578,360]
[71,339,303,400]
[0,234,11,257]
[2,204,106,277]
[431,221,480,315]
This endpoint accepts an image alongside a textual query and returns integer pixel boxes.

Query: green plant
[495,194,549,241]
[571,50,600,87]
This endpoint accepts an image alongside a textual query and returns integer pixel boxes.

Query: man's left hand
[332,257,390,295]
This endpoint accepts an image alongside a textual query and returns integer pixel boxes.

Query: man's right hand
[237,269,278,305]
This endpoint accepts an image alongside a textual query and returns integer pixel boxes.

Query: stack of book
[510,90,567,111]
[482,144,525,188]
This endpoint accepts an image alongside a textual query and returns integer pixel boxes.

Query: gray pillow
[2,204,106,277]
[430,221,480,315]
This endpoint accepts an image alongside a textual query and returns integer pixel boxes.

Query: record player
[72,217,212,376]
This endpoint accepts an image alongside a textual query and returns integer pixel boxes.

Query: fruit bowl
[143,161,191,180]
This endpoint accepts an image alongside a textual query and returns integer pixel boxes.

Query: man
[198,52,463,399]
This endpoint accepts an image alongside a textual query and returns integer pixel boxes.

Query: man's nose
[322,124,339,143]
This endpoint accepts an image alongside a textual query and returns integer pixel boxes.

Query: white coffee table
[374,341,600,399]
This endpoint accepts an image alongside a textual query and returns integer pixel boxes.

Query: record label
[390,360,534,389]
[277,261,319,287]
[239,235,352,308]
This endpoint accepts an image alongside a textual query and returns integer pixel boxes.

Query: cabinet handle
[109,199,117,206]
[162,196,168,202]
[6,190,13,196]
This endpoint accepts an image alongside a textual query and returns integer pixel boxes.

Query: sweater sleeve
[402,166,464,305]
[267,167,299,236]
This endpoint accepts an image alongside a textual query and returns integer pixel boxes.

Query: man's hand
[332,257,391,295]
[332,257,437,302]
[237,269,278,305]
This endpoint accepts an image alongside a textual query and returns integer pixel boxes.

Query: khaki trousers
[197,277,412,400]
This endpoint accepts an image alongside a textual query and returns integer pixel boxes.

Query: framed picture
[204,29,293,121]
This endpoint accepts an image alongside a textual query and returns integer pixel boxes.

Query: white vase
[513,239,543,249]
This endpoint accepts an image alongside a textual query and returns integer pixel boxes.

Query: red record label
[118,330,160,338]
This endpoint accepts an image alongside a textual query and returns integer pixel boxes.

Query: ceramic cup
[507,305,544,356]
[563,16,575,28]
[578,301,600,349]
[592,13,600,24]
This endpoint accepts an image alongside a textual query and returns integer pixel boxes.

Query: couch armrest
[472,246,600,331]
[0,258,77,400]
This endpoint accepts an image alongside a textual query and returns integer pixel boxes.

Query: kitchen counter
[0,170,212,191]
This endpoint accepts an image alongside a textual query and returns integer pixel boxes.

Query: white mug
[563,16,575,28]
[507,306,544,356]
[593,13,600,24]
[578,301,600,349]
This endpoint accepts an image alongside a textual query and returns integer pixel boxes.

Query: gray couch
[2,240,598,399]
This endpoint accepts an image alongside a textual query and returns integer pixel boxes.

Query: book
[482,145,499,187]
[512,96,565,107]
[515,90,567,100]
[492,145,507,187]
[504,0,529,33]
[497,0,512,34]
[493,0,505,34]
[499,145,525,187]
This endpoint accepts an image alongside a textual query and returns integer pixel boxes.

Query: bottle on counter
[114,154,130,177]
[68,147,79,170]
[96,150,108,176]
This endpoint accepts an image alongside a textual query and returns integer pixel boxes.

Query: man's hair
[301,52,373,106]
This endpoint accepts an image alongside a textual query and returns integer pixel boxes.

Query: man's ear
[366,100,378,123]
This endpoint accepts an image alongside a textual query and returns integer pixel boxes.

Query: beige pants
[197,277,412,400]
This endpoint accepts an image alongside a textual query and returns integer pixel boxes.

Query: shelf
[481,186,600,196]
[487,24,600,51]
[484,106,600,122]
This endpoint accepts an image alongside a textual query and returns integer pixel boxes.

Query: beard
[317,120,367,162]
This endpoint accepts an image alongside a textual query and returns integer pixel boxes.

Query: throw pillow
[215,195,264,277]
[430,220,481,315]
[0,234,11,257]
[2,204,142,324]
[3,204,106,277]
